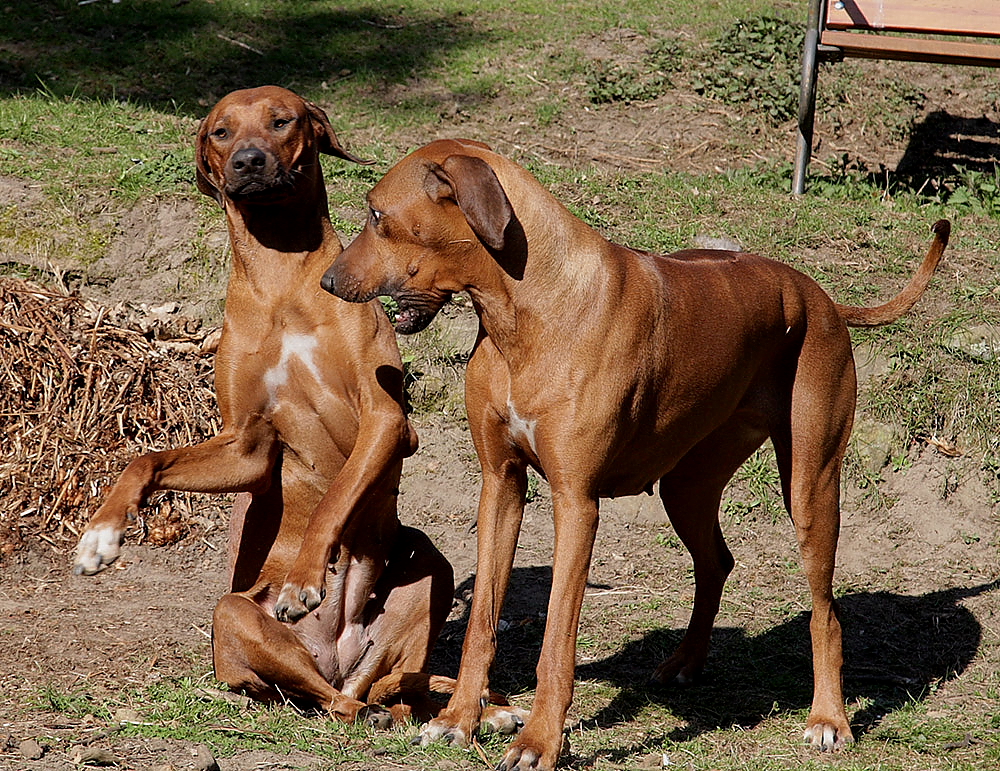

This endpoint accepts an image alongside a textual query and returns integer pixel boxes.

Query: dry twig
[0,277,220,558]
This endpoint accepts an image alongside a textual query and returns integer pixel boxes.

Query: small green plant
[115,147,192,198]
[586,38,682,105]
[941,164,1000,215]
[587,61,668,105]
[33,687,106,719]
[891,451,912,473]
[535,100,562,127]
[723,446,783,523]
[525,469,542,503]
[807,153,891,200]
[381,296,400,323]
[692,15,804,123]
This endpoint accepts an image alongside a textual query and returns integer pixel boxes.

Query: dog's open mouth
[393,305,437,335]
[392,292,452,335]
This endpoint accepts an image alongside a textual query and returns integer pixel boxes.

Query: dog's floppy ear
[194,117,225,207]
[304,99,374,166]
[424,155,513,252]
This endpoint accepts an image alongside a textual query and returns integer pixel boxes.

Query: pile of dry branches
[0,276,222,559]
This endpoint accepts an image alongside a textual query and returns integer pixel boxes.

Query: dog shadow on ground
[431,569,998,753]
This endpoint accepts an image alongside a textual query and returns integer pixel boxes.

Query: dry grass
[0,276,221,558]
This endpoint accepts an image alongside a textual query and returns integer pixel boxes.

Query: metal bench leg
[794,0,824,195]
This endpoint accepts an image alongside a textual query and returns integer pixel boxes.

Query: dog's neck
[467,160,608,357]
[224,191,340,300]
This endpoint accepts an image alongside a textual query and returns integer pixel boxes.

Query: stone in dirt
[194,743,221,771]
[18,737,44,760]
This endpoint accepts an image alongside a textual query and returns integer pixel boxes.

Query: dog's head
[195,85,370,207]
[322,139,519,334]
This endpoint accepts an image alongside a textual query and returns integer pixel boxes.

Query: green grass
[23,675,545,769]
[4,1,1000,769]
[23,663,994,771]
[0,1,781,116]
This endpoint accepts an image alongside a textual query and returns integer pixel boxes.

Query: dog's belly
[595,403,770,499]
[291,606,344,685]
[597,468,662,499]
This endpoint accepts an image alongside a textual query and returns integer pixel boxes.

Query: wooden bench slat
[821,29,1000,67]
[826,0,1000,38]
[795,0,1000,194]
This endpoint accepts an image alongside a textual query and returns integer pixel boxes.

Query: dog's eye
[211,128,228,139]
[273,118,292,130]
[370,208,383,226]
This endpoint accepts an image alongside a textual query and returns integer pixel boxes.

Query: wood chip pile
[0,277,222,560]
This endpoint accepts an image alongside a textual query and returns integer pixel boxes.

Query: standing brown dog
[72,87,454,724]
[317,138,947,768]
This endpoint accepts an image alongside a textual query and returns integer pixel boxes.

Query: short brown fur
[73,88,454,724]
[320,139,947,768]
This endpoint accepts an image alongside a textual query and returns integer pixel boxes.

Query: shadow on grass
[897,110,1000,181]
[433,569,997,752]
[811,110,1000,206]
[0,0,490,114]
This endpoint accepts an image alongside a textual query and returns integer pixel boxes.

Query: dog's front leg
[273,406,411,621]
[73,426,278,575]
[496,488,599,771]
[416,459,528,749]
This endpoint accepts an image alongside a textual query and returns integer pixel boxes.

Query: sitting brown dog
[317,138,947,768]
[72,88,455,725]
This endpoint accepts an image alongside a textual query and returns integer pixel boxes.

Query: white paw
[803,722,851,751]
[415,720,468,748]
[73,524,124,575]
[481,706,528,736]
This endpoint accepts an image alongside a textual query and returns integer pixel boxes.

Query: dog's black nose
[320,270,337,295]
[230,147,267,175]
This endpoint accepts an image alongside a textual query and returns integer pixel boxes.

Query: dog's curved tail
[836,219,949,328]
[367,671,510,706]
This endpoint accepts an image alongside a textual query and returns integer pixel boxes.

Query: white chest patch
[263,333,322,406]
[507,399,538,456]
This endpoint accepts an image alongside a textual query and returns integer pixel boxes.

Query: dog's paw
[72,524,125,576]
[274,581,325,623]
[413,717,469,749]
[649,650,704,688]
[804,719,853,752]
[358,705,394,730]
[496,741,546,771]
[480,705,528,736]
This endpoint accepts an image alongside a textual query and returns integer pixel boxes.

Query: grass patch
[4,2,1000,770]
[692,14,804,123]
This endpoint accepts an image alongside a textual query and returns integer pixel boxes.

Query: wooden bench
[793,0,1000,194]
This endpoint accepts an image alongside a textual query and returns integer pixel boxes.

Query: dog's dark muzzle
[224,147,290,199]
[321,260,380,303]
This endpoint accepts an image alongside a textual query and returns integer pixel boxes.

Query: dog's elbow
[381,409,418,460]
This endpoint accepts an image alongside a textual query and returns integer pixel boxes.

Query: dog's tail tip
[837,219,948,328]
[366,672,510,707]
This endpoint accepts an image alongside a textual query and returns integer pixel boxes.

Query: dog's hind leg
[651,419,768,686]
[341,526,455,723]
[773,328,855,750]
[211,593,369,722]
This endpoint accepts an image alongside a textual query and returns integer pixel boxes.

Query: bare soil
[2,36,999,771]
